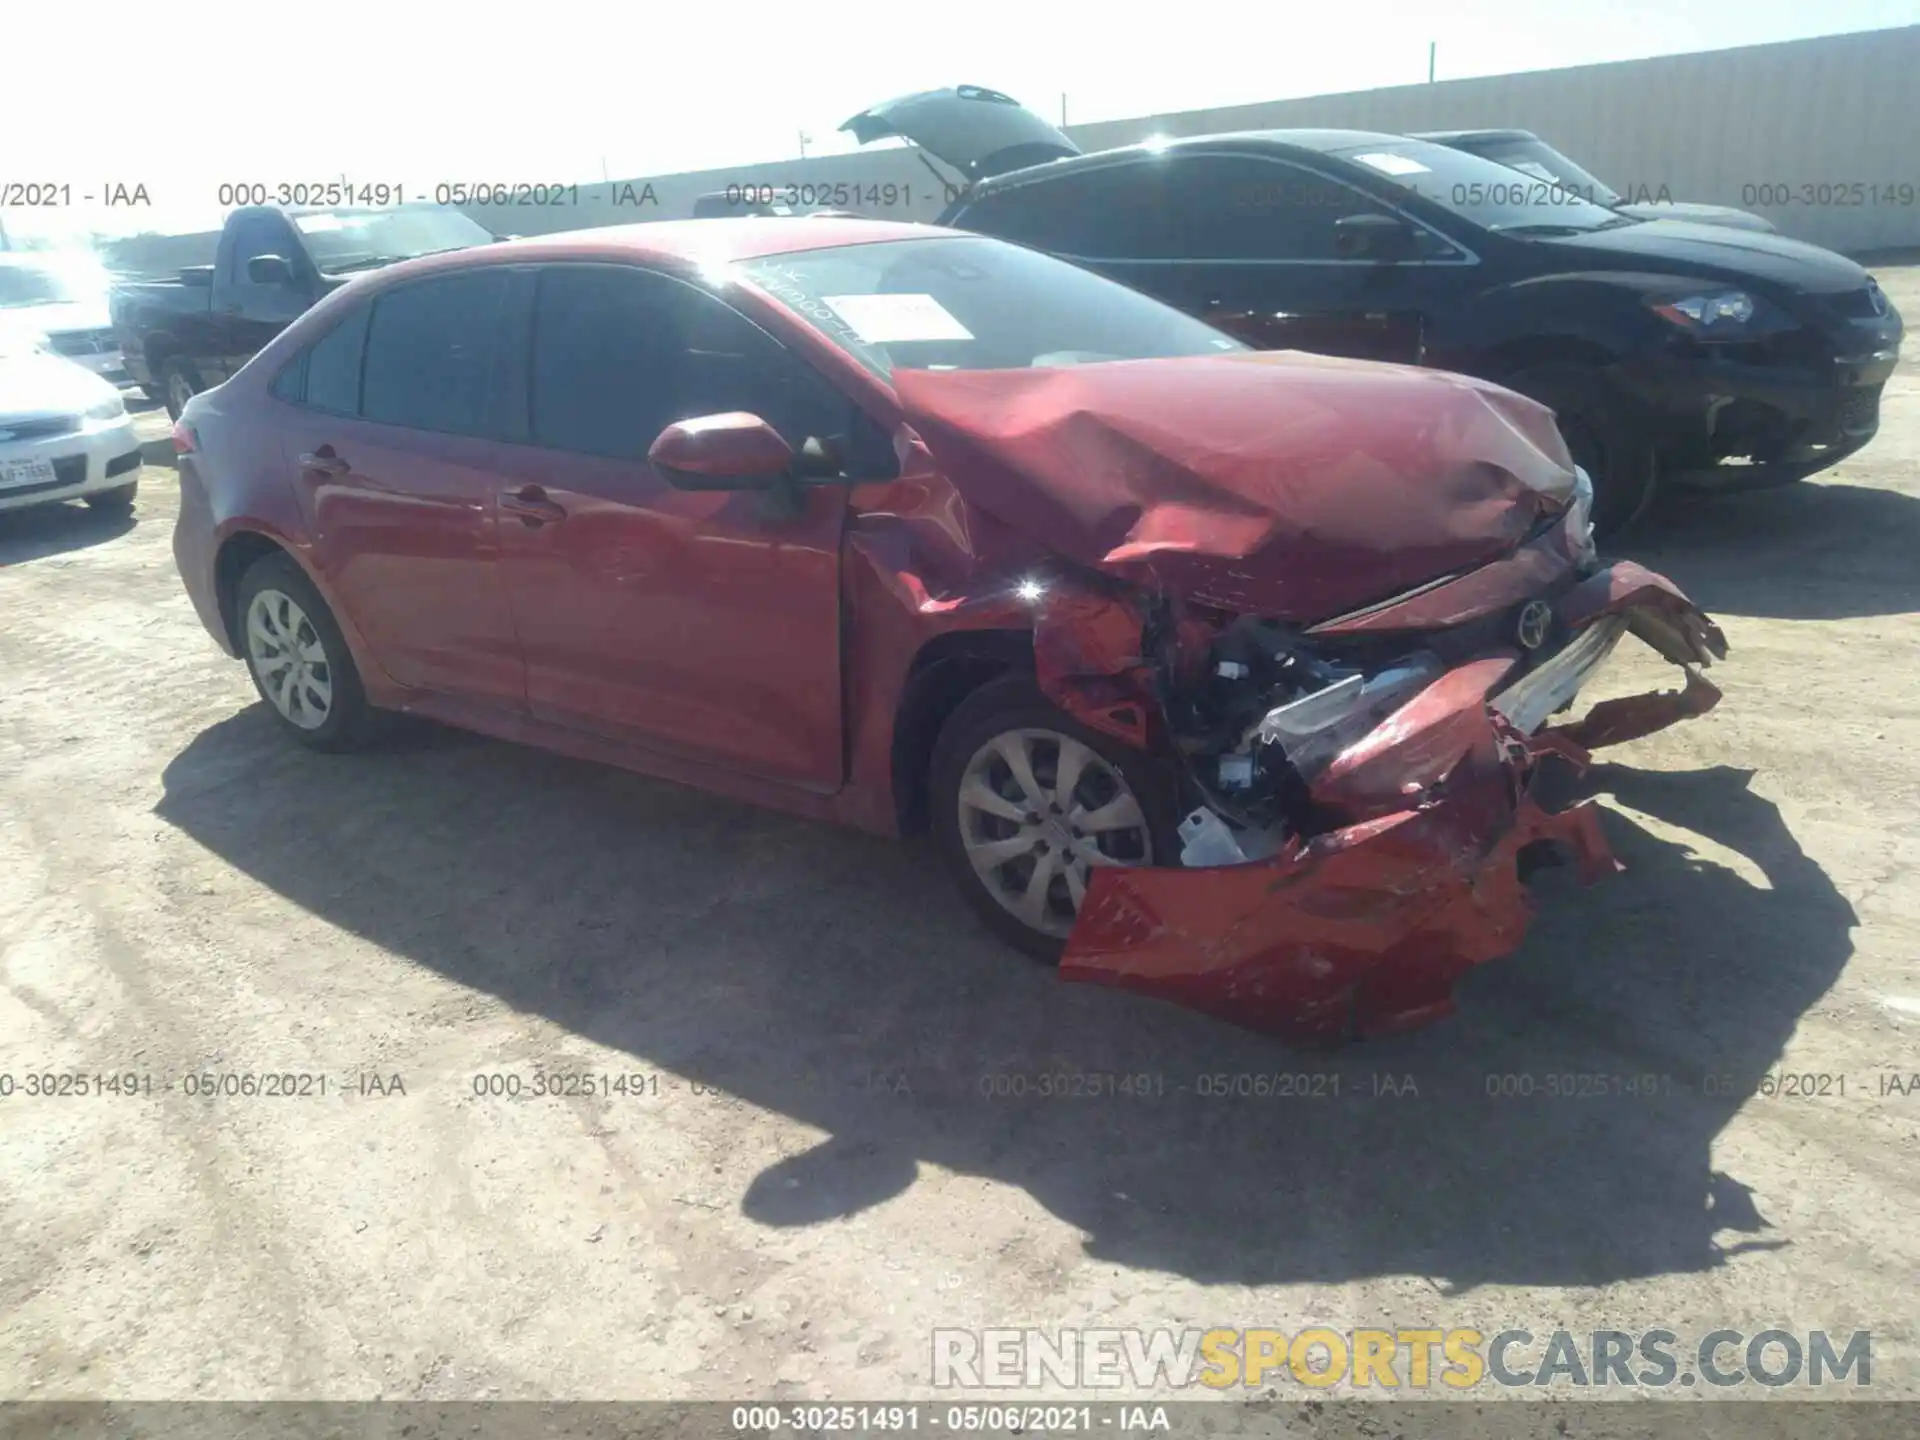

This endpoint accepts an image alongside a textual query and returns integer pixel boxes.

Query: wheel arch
[214,530,294,653]
[890,629,1035,836]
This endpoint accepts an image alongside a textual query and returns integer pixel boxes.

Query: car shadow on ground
[0,500,137,565]
[1622,478,1920,620]
[155,707,1854,1293]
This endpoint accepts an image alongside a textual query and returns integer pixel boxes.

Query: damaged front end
[876,348,1727,1040]
[1037,543,1728,1043]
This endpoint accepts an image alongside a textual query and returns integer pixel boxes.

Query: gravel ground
[2,272,1918,1422]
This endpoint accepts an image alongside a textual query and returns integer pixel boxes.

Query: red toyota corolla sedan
[171,218,1728,1042]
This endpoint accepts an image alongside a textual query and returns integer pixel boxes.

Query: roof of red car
[490,217,946,263]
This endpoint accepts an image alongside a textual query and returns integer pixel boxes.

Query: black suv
[844,86,1903,532]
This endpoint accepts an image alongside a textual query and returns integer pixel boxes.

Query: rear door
[217,212,315,380]
[272,268,529,706]
[489,262,868,789]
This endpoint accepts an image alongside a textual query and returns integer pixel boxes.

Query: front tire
[1505,362,1658,538]
[235,552,377,751]
[929,676,1179,962]
[85,480,138,515]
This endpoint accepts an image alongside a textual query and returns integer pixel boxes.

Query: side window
[361,271,515,437]
[530,264,858,463]
[267,305,369,413]
[305,306,370,414]
[1159,155,1401,261]
[270,353,307,403]
[954,165,1172,259]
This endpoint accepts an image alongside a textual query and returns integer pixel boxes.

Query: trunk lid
[840,86,1082,183]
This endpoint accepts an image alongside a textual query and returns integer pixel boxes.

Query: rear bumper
[1060,562,1725,1042]
[171,456,235,655]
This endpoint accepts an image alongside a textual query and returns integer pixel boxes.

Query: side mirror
[649,412,796,490]
[1333,213,1417,262]
[247,254,296,286]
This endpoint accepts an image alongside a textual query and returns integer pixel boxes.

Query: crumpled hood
[891,350,1577,622]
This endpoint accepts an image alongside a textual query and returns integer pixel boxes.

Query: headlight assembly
[85,394,127,421]
[1254,653,1445,779]
[1649,290,1763,333]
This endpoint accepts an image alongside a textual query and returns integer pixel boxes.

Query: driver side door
[492,262,875,791]
[218,212,315,380]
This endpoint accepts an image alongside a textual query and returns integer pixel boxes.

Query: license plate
[1,457,56,490]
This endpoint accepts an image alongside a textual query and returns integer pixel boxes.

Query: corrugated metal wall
[465,24,1920,256]
[1065,24,1920,255]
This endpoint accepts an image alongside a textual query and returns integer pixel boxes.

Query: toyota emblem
[1515,600,1553,650]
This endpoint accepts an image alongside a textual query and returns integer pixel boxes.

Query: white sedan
[0,327,144,516]
[0,253,127,385]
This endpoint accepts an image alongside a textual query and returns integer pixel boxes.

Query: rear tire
[85,480,138,515]
[1504,362,1658,538]
[929,675,1180,963]
[235,552,378,752]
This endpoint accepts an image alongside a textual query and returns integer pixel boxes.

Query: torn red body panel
[1058,580,1723,1042]
[1550,669,1724,750]
[1558,560,1728,665]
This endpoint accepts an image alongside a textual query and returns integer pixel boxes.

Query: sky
[4,0,1917,243]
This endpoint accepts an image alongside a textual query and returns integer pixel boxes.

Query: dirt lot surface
[3,273,1918,1423]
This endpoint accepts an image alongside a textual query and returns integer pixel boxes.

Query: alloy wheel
[245,588,334,730]
[956,728,1154,938]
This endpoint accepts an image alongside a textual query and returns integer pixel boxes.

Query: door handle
[298,449,350,476]
[500,486,567,525]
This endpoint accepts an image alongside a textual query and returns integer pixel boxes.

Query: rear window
[294,207,495,273]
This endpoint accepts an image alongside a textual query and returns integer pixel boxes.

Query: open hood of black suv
[840,86,1082,183]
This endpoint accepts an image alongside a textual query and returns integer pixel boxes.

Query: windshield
[1453,136,1621,208]
[1329,138,1629,234]
[735,235,1247,377]
[0,263,92,309]
[293,207,495,271]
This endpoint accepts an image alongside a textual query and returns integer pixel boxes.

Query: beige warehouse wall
[467,24,1920,256]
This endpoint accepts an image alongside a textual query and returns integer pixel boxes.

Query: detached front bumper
[1059,562,1726,1042]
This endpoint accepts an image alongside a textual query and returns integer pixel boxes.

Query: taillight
[171,419,196,454]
